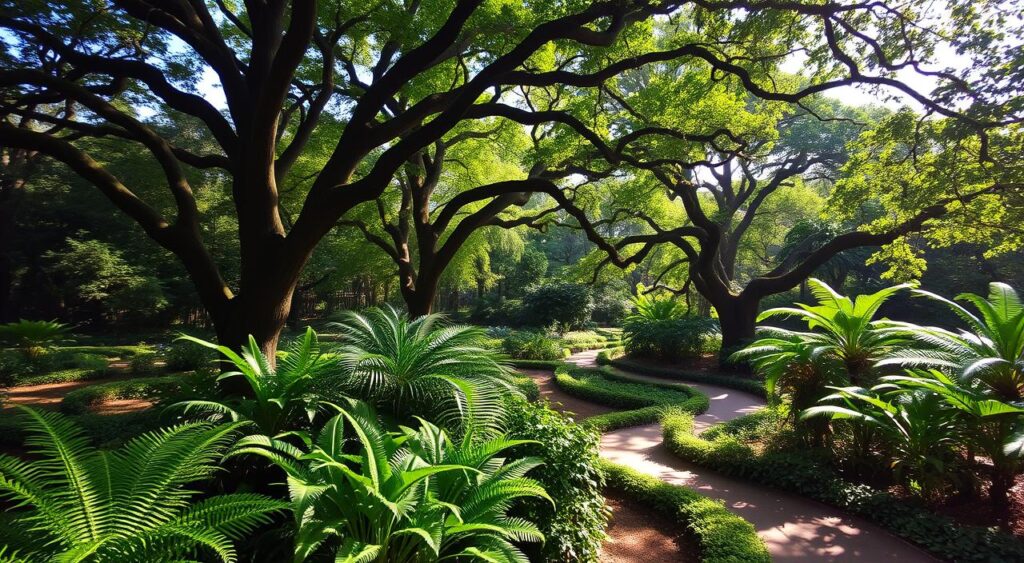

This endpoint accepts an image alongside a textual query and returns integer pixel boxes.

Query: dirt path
[562,350,935,562]
[3,378,150,414]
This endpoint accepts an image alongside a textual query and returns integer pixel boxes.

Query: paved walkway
[563,350,934,561]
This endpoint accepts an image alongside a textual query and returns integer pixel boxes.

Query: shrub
[0,350,29,386]
[608,355,767,397]
[624,315,719,360]
[601,461,770,562]
[504,395,608,562]
[164,339,215,371]
[470,295,523,325]
[129,352,161,375]
[521,283,594,331]
[502,331,564,360]
[237,401,548,562]
[591,286,630,325]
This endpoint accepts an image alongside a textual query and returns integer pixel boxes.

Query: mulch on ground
[601,490,699,562]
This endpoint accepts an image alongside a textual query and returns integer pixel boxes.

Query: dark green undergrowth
[60,376,181,415]
[610,356,767,398]
[14,367,107,386]
[661,411,1024,563]
[554,365,708,431]
[0,409,163,448]
[601,461,770,562]
[56,344,154,358]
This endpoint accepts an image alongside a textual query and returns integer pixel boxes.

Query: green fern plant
[628,291,686,321]
[233,400,549,562]
[330,306,516,436]
[0,319,72,359]
[0,406,287,562]
[172,327,337,436]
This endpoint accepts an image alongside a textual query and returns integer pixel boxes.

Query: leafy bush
[502,331,564,360]
[629,291,687,321]
[332,307,516,436]
[591,285,630,325]
[165,339,215,371]
[521,283,594,331]
[236,400,549,562]
[661,410,1024,562]
[601,461,770,562]
[0,407,286,561]
[129,351,161,375]
[0,350,29,386]
[624,315,719,361]
[504,395,608,562]
[470,295,524,326]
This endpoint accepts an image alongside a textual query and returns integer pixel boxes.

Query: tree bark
[713,294,760,366]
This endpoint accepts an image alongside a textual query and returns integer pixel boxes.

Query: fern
[0,406,287,562]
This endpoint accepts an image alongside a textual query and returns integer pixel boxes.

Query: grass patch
[57,344,155,358]
[661,410,1024,562]
[601,461,770,562]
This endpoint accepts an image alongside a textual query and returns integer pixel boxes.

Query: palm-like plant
[0,406,287,562]
[0,319,71,359]
[628,291,687,321]
[754,278,913,382]
[882,282,1024,402]
[806,369,1024,504]
[330,306,516,436]
[234,400,548,562]
[173,327,336,437]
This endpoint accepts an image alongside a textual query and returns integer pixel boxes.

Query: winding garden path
[548,350,935,561]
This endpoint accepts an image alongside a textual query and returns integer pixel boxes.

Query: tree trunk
[402,274,440,317]
[0,180,22,322]
[715,295,760,368]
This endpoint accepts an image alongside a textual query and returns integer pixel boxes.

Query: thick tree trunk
[402,273,440,317]
[715,295,760,368]
[0,180,23,322]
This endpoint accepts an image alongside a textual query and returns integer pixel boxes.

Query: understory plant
[331,306,516,436]
[0,406,286,561]
[172,327,336,437]
[235,400,549,562]
[0,319,72,360]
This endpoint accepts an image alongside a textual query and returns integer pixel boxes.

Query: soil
[601,490,699,562]
[519,368,614,419]
[934,473,1024,538]
[2,378,151,415]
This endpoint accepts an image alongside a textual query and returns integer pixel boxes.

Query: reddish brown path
[3,378,150,414]
[558,350,935,562]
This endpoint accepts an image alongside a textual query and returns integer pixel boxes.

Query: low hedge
[601,461,770,562]
[553,365,708,432]
[57,345,154,358]
[610,356,767,398]
[595,346,625,365]
[14,366,108,386]
[508,359,562,370]
[661,411,1024,562]
[511,375,541,402]
[60,376,180,415]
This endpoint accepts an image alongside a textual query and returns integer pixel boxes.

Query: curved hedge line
[553,365,708,432]
[661,411,1024,563]
[601,461,770,562]
[609,356,767,398]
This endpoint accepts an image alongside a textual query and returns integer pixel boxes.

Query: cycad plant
[882,282,1024,402]
[0,406,287,562]
[172,327,336,436]
[0,319,71,359]
[806,369,1024,504]
[234,400,548,562]
[754,278,913,382]
[330,306,516,436]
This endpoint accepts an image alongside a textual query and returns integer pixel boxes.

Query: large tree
[1,0,1019,361]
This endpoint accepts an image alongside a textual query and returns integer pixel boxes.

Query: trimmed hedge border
[661,411,1024,563]
[553,365,708,432]
[609,356,767,398]
[508,359,562,370]
[57,344,154,358]
[601,461,770,562]
[14,367,108,386]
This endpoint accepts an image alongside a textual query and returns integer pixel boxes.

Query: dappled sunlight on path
[561,350,934,561]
